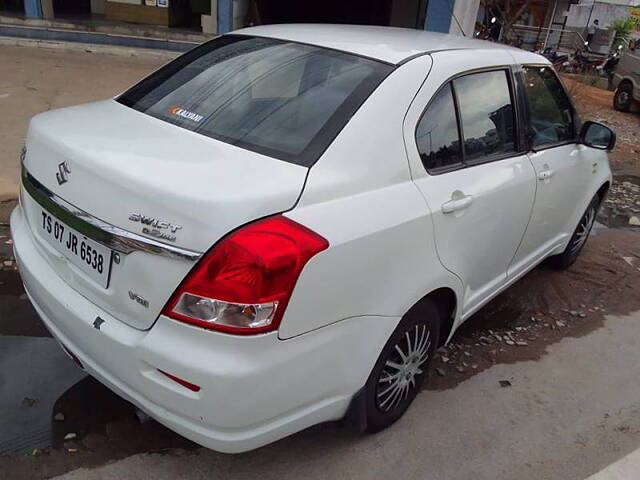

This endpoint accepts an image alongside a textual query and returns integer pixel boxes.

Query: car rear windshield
[117,35,392,167]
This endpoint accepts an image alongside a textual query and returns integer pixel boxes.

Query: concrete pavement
[53,309,640,480]
[587,448,640,480]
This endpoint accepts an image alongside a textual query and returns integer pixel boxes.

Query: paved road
[587,447,640,479]
[54,309,640,480]
[0,225,86,456]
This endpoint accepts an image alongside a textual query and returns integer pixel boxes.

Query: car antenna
[448,6,467,37]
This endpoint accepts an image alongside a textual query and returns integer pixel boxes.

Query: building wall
[566,1,638,30]
[581,0,640,5]
[424,0,452,32]
[23,0,483,38]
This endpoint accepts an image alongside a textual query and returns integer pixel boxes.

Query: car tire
[614,83,633,112]
[548,195,600,270]
[363,299,441,433]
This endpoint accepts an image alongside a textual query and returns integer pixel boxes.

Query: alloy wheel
[618,91,630,105]
[569,204,596,257]
[375,324,431,412]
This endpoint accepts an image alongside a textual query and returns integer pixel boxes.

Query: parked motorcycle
[541,47,569,68]
[562,47,606,74]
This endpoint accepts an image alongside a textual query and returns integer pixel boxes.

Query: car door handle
[442,195,473,214]
[538,169,555,181]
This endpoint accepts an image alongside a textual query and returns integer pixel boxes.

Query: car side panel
[509,144,611,279]
[282,181,462,339]
[402,49,536,326]
[279,56,463,339]
[613,52,640,101]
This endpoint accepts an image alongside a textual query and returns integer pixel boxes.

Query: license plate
[39,210,112,288]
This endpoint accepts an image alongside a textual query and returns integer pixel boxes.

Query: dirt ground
[564,76,640,178]
[429,229,640,390]
[0,44,168,202]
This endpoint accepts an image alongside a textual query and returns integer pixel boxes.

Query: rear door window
[117,36,392,167]
[453,70,516,163]
[415,69,517,173]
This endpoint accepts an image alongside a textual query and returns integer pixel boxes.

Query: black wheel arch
[341,287,457,432]
[597,181,610,205]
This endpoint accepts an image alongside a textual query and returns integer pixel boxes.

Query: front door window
[522,66,575,148]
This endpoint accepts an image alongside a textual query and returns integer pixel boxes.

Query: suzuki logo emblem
[56,161,71,185]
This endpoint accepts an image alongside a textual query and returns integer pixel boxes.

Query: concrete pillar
[24,0,43,18]
[450,0,480,36]
[217,0,233,34]
[424,0,454,33]
[41,0,53,19]
[202,0,218,34]
[233,0,248,29]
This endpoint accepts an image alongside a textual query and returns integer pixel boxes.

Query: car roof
[233,24,545,65]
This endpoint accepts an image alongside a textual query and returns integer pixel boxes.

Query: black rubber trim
[340,386,368,433]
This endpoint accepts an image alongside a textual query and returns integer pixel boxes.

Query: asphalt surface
[0,226,85,457]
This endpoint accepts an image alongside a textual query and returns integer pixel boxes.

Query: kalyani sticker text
[168,105,204,122]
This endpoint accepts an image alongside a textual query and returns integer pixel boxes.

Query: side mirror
[579,121,616,150]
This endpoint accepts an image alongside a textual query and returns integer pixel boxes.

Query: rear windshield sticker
[169,105,204,123]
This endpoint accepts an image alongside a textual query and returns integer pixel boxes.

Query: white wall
[566,1,638,29]
[201,0,217,34]
[202,0,249,34]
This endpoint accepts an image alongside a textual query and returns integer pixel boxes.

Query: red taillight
[162,215,328,335]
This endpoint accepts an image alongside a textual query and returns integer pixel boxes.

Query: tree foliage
[609,16,640,51]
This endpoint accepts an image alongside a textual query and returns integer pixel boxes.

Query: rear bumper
[11,205,398,453]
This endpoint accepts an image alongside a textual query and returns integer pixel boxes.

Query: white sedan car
[11,24,614,453]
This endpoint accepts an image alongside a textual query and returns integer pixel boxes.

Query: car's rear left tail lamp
[162,215,328,335]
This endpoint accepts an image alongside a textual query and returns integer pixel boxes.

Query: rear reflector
[158,369,201,392]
